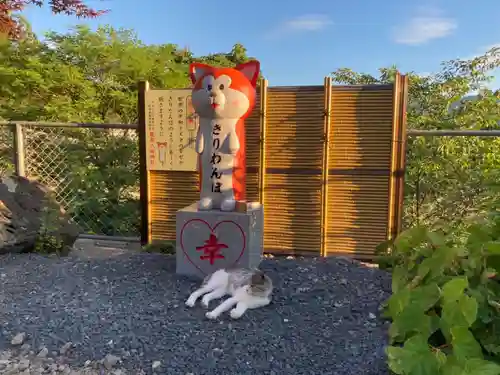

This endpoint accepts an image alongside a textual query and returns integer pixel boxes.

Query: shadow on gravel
[0,252,391,375]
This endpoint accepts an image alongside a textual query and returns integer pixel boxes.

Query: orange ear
[189,63,212,84]
[235,60,260,87]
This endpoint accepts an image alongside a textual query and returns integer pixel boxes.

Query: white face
[192,74,250,119]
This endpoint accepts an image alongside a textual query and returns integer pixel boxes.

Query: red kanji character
[196,233,227,265]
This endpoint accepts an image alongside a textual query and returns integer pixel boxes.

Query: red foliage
[0,0,107,39]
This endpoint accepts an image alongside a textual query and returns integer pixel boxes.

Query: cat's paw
[205,311,218,320]
[185,299,196,308]
[221,199,236,212]
[230,308,243,319]
[201,296,210,308]
[199,197,213,210]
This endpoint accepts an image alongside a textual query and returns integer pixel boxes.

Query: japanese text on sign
[147,102,156,167]
[144,89,199,171]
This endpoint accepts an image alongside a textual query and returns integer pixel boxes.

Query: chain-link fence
[2,123,498,241]
[403,130,500,232]
[0,126,14,175]
[0,122,140,238]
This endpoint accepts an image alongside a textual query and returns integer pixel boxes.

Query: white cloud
[392,8,457,45]
[283,14,332,31]
[265,14,333,39]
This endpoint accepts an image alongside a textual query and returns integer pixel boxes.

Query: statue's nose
[209,91,217,98]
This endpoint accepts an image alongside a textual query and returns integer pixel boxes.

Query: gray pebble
[37,347,48,358]
[60,342,73,355]
[18,358,30,370]
[103,354,120,370]
[11,332,26,345]
[0,252,392,375]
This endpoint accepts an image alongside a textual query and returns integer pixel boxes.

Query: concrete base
[176,202,263,279]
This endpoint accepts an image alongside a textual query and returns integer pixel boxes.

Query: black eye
[207,84,212,91]
[219,84,224,90]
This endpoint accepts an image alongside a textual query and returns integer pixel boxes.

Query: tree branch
[0,0,107,40]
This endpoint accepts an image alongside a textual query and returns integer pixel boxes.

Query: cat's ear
[235,60,260,87]
[189,63,212,84]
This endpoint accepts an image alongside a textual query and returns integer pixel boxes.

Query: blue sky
[23,0,500,87]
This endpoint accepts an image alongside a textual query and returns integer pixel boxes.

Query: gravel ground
[0,251,392,375]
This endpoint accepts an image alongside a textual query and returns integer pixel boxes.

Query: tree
[0,25,254,235]
[0,0,105,40]
[331,47,500,232]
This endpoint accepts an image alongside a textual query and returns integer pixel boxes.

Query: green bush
[377,215,500,375]
[34,231,68,255]
[142,241,175,255]
[33,198,76,256]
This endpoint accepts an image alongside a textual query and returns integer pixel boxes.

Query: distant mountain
[448,94,478,111]
[448,94,500,127]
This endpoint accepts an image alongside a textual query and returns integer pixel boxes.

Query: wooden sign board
[145,89,199,171]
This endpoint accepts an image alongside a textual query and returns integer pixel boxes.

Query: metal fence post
[13,123,25,177]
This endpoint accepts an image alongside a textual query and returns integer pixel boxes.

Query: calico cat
[189,60,260,212]
[185,267,273,319]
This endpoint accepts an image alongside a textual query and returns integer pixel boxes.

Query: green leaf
[441,295,478,339]
[427,231,447,247]
[441,356,500,375]
[487,255,500,274]
[451,326,483,364]
[475,316,500,355]
[442,277,469,303]
[458,294,478,326]
[441,301,468,340]
[485,241,500,255]
[417,257,433,279]
[386,335,443,375]
[410,283,442,312]
[417,245,459,281]
[467,224,493,250]
[387,288,411,318]
[392,266,411,293]
[389,305,435,343]
[463,358,500,375]
[394,226,428,253]
[440,355,462,375]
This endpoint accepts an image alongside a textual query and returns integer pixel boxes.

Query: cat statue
[185,267,273,319]
[189,60,260,212]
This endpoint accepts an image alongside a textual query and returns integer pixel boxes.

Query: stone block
[176,202,263,278]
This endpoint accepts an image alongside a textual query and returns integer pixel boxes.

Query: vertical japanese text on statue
[167,96,174,167]
[211,123,222,193]
[177,96,185,165]
[147,102,156,166]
